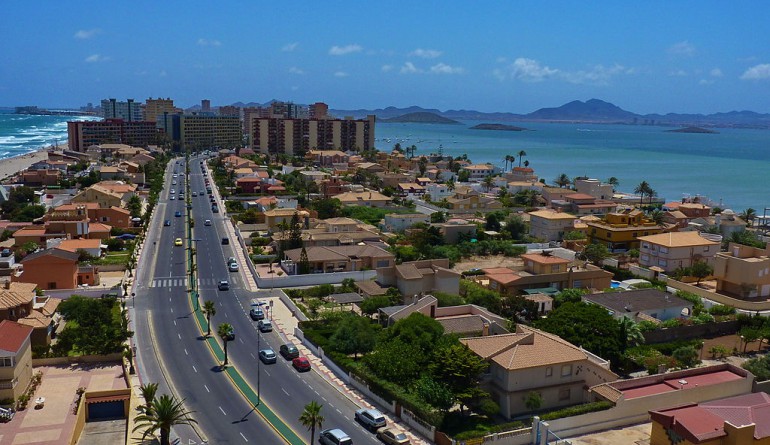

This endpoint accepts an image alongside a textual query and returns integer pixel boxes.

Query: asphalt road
[133,155,383,445]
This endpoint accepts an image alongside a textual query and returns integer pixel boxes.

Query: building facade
[638,232,720,274]
[67,119,158,151]
[101,98,143,122]
[157,114,242,151]
[251,116,375,155]
[143,97,176,122]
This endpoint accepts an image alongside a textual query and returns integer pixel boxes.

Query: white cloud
[288,67,304,75]
[668,40,695,57]
[430,63,463,74]
[669,69,688,77]
[197,38,222,46]
[710,68,723,77]
[409,48,442,59]
[334,71,349,77]
[741,64,770,80]
[400,62,421,74]
[74,28,100,39]
[329,44,362,56]
[282,42,298,52]
[504,58,559,82]
[85,54,109,63]
[564,64,628,84]
[699,79,714,85]
[381,65,394,72]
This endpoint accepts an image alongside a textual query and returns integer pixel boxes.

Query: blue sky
[2,1,769,114]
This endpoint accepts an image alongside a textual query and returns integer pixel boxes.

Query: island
[379,112,460,124]
[665,126,719,134]
[470,123,529,131]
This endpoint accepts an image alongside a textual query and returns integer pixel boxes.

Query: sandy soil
[0,143,69,182]
[568,422,651,445]
[452,255,523,272]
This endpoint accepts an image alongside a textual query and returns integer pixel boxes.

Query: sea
[1,110,768,211]
[376,121,770,212]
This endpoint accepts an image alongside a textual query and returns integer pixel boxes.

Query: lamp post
[257,330,261,406]
[131,292,135,309]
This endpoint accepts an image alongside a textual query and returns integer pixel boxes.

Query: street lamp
[131,292,135,308]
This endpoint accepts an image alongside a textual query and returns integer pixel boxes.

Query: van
[319,428,352,445]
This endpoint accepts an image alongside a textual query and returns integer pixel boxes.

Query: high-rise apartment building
[218,105,240,117]
[157,113,242,151]
[67,119,158,151]
[144,97,176,122]
[309,102,329,120]
[101,98,143,122]
[251,115,375,156]
[201,99,211,112]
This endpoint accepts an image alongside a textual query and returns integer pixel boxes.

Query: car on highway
[292,356,311,372]
[192,192,197,197]
[170,189,175,193]
[223,327,235,341]
[279,343,299,360]
[173,174,178,178]
[258,348,276,364]
[319,428,352,445]
[221,237,229,245]
[212,205,219,213]
[257,320,272,332]
[355,408,386,431]
[175,211,182,217]
[228,262,239,272]
[217,280,229,291]
[376,428,410,445]
[172,180,177,185]
[204,219,212,226]
[174,238,183,246]
[170,196,175,200]
[249,307,264,321]
[164,220,171,226]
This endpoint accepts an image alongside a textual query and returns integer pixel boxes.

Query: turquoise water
[0,110,96,159]
[376,121,770,212]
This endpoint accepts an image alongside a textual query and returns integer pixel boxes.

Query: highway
[133,154,383,444]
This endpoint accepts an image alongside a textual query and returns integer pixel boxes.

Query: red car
[292,356,311,372]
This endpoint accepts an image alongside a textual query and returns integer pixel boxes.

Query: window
[573,280,582,288]
[633,232,638,237]
[551,265,560,273]
[559,388,571,401]
[642,243,650,249]
[545,366,553,377]
[704,246,710,252]
[376,260,390,268]
[660,247,669,254]
[659,260,668,267]
[606,232,612,238]
[561,364,572,377]
[0,357,13,367]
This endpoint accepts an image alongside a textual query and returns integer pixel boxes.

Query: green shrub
[540,401,613,420]
[709,304,736,316]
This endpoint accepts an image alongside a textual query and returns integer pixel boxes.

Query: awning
[86,394,129,404]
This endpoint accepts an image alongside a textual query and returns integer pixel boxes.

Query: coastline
[0,143,68,183]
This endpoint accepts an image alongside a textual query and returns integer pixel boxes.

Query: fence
[667,279,770,311]
[256,269,376,288]
[642,320,740,344]
[32,353,123,367]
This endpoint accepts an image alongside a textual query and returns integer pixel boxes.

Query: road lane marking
[250,353,255,359]
[170,307,174,313]
[174,320,177,326]
[204,385,210,393]
[240,432,248,442]
[282,388,290,396]
[219,406,226,416]
[178,333,181,340]
[192,365,197,373]
[264,370,270,377]
[184,348,188,355]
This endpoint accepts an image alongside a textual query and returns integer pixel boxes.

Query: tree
[485,212,502,231]
[517,150,527,167]
[202,301,216,337]
[127,195,142,218]
[634,181,651,206]
[430,211,448,223]
[740,208,757,226]
[297,247,311,275]
[458,170,471,182]
[650,209,665,226]
[312,198,342,219]
[534,302,622,364]
[503,214,527,240]
[288,212,304,250]
[139,382,159,415]
[299,401,324,445]
[328,314,378,359]
[414,376,454,411]
[418,157,428,177]
[525,391,543,411]
[691,260,714,285]
[364,339,423,382]
[740,326,761,353]
[583,243,610,265]
[218,323,234,366]
[672,346,699,368]
[54,296,133,355]
[387,313,444,356]
[618,317,645,352]
[482,175,495,192]
[430,342,490,414]
[607,177,619,190]
[133,394,198,445]
[553,173,571,188]
[359,295,394,318]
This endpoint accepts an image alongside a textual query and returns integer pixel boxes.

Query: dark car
[175,211,182,217]
[223,328,235,341]
[279,343,299,360]
[217,280,229,291]
[292,356,311,372]
[116,233,136,240]
[221,237,229,245]
[164,220,171,227]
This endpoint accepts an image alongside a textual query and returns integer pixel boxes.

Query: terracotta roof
[521,253,570,265]
[461,326,599,370]
[638,231,719,248]
[528,210,577,220]
[355,280,389,296]
[0,320,34,353]
[590,383,624,403]
[486,272,521,285]
[395,263,423,280]
[22,248,80,263]
[57,239,102,252]
[333,191,392,203]
[0,282,37,310]
[89,223,112,233]
[39,297,61,316]
[566,193,597,200]
[438,315,486,334]
[17,310,50,328]
[55,202,100,211]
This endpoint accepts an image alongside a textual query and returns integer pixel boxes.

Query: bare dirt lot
[568,422,651,445]
[452,255,523,272]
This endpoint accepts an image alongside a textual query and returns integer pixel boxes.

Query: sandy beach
[0,143,69,182]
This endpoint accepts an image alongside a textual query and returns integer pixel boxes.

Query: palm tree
[517,150,527,167]
[218,323,234,367]
[139,382,159,415]
[133,394,198,445]
[618,317,645,352]
[607,177,619,191]
[483,175,495,192]
[740,208,757,226]
[553,173,571,188]
[634,181,650,205]
[523,160,530,168]
[647,187,657,204]
[650,209,665,226]
[203,300,216,337]
[299,401,325,445]
[503,155,509,172]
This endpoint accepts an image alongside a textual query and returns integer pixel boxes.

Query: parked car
[355,408,386,431]
[228,262,239,272]
[221,237,229,245]
[292,356,311,372]
[170,196,175,200]
[212,205,219,213]
[217,280,229,291]
[279,343,299,360]
[164,220,171,226]
[249,307,264,321]
[257,320,272,332]
[319,428,352,445]
[376,428,410,445]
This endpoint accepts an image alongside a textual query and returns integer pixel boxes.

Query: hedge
[540,401,613,421]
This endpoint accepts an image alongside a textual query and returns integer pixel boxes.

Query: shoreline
[0,142,69,183]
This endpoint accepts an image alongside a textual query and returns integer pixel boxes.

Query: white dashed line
[184,348,188,355]
[192,365,198,373]
[219,406,226,415]
[240,432,248,442]
[204,384,210,393]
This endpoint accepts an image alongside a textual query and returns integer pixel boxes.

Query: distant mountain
[665,126,719,134]
[380,112,460,124]
[524,99,638,122]
[470,123,529,131]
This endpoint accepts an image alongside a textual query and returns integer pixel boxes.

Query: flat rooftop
[622,369,744,400]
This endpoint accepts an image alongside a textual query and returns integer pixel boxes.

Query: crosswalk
[149,277,188,288]
[199,277,238,287]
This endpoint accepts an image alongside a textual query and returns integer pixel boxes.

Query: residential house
[433,218,477,243]
[583,289,693,322]
[662,210,690,229]
[461,164,498,181]
[13,215,112,248]
[586,209,675,251]
[461,325,618,419]
[21,169,60,186]
[638,232,719,274]
[55,238,103,258]
[0,320,34,401]
[574,178,615,200]
[381,213,430,232]
[678,202,711,218]
[425,183,452,202]
[378,295,509,336]
[71,181,137,208]
[397,182,426,197]
[376,259,461,298]
[308,150,349,167]
[541,186,576,206]
[273,217,382,248]
[332,191,392,208]
[49,203,132,229]
[319,177,349,198]
[445,194,503,212]
[482,252,613,296]
[128,152,155,166]
[551,193,617,216]
[98,166,127,180]
[0,281,60,346]
[355,162,385,173]
[377,172,415,189]
[649,392,770,445]
[264,208,310,231]
[507,166,538,182]
[282,244,394,274]
[299,170,330,184]
[528,210,580,242]
[688,210,747,238]
[506,181,543,195]
[13,248,99,290]
[713,243,770,298]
